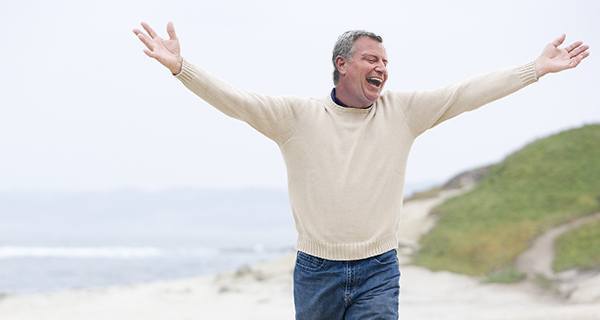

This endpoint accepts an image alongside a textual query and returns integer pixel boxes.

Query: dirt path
[515,212,600,279]
[396,186,473,262]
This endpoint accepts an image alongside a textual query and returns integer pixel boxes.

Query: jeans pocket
[372,249,398,265]
[296,251,327,271]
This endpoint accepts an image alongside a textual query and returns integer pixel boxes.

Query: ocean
[0,184,427,295]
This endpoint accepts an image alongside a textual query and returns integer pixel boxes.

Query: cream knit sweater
[174,59,538,260]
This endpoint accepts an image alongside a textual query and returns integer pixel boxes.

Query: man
[133,22,589,319]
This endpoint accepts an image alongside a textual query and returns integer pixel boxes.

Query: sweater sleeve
[173,58,302,145]
[401,61,539,137]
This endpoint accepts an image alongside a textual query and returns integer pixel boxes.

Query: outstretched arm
[399,34,590,137]
[132,22,303,145]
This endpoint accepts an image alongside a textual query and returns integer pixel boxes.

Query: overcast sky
[0,0,598,192]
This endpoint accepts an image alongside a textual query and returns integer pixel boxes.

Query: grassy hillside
[413,124,600,279]
[554,219,600,272]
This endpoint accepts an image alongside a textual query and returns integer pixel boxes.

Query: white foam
[0,246,163,259]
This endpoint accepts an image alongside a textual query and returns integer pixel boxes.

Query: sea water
[0,188,296,295]
[0,184,425,295]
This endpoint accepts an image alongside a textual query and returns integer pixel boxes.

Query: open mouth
[366,76,383,88]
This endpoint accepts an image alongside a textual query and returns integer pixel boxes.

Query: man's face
[337,37,388,106]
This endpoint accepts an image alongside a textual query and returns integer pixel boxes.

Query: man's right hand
[133,21,183,75]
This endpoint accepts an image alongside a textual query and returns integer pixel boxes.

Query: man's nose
[374,64,386,74]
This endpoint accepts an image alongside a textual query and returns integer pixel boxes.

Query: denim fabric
[293,248,400,320]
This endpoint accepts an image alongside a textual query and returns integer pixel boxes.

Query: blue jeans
[293,249,400,320]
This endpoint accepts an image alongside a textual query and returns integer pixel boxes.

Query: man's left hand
[534,34,589,78]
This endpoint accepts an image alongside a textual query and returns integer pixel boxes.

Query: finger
[565,41,583,53]
[135,32,155,51]
[132,28,149,40]
[551,34,566,47]
[143,49,156,59]
[141,21,159,39]
[167,21,178,40]
[570,51,590,68]
[577,51,590,62]
[582,51,591,60]
[569,44,589,58]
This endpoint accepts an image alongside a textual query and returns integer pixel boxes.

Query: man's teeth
[367,77,383,87]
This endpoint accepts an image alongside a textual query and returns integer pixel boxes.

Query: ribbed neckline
[324,95,375,114]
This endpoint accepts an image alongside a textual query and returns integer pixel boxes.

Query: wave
[0,246,164,259]
[0,245,293,259]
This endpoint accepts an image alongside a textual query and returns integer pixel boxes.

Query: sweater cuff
[172,58,188,78]
[517,61,538,85]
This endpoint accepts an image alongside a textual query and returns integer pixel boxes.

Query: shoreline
[2,251,598,320]
[1,186,598,319]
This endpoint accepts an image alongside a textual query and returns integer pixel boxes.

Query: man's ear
[335,56,347,76]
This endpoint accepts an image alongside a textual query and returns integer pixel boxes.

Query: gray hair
[332,30,383,85]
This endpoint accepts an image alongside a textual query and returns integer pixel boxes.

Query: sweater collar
[330,88,374,110]
[327,88,374,114]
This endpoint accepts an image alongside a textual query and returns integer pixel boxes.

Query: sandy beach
[1,187,598,319]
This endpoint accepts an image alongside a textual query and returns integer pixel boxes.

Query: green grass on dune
[413,124,600,278]
[553,220,600,272]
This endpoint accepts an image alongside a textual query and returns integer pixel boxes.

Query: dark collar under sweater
[330,88,373,109]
